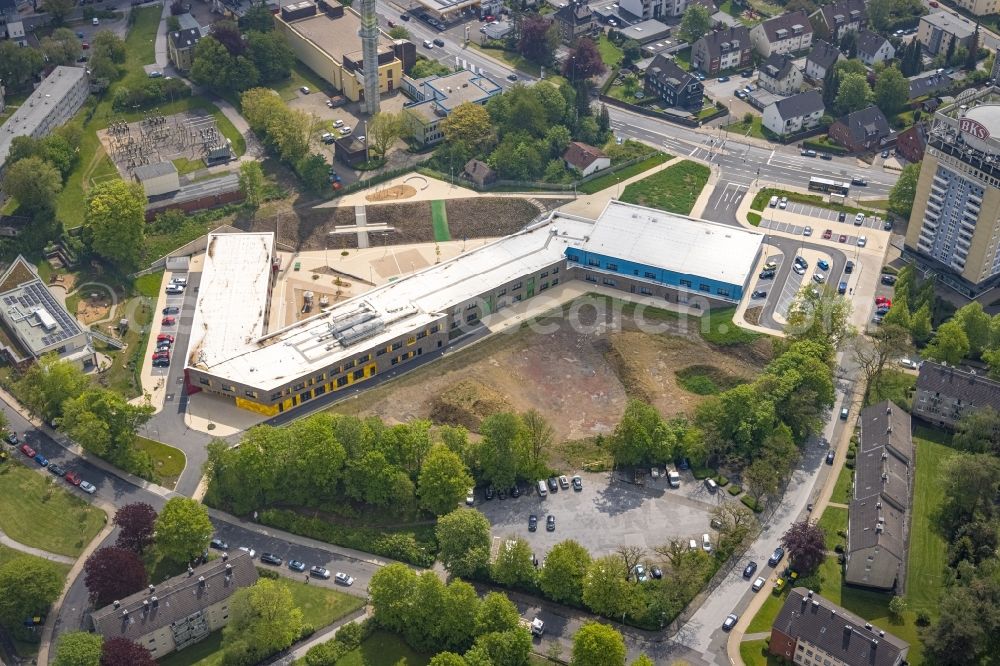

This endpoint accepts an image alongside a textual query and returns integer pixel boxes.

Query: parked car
[311,566,331,578]
[64,470,82,486]
[152,351,170,361]
[5,432,18,445]
[399,13,410,19]
[881,274,897,285]
[152,359,170,368]
[335,572,354,586]
[572,475,583,490]
[763,260,777,270]
[157,334,174,343]
[702,533,712,552]
[651,566,663,579]
[634,564,648,582]
[801,149,817,157]
[210,538,230,551]
[816,259,830,270]
[485,486,495,500]
[839,234,848,243]
[838,211,846,222]
[743,561,758,578]
[794,256,807,268]
[752,576,766,592]
[768,547,785,566]
[48,463,67,477]
[558,475,569,489]
[288,560,306,572]
[883,219,893,231]
[826,450,836,464]
[845,261,854,274]
[792,264,806,275]
[260,553,282,565]
[528,514,538,531]
[751,290,767,299]
[163,306,180,315]
[510,485,521,498]
[80,480,97,494]
[433,38,445,47]
[547,477,559,492]
[300,86,310,94]
[717,75,729,82]
[822,229,832,239]
[466,488,475,506]
[423,39,433,48]
[779,197,788,209]
[20,443,36,458]
[820,153,832,160]
[759,269,775,279]
[238,546,256,558]
[854,213,865,225]
[161,316,176,326]
[546,515,556,531]
[838,281,848,295]
[165,284,184,294]
[803,226,812,237]
[857,235,867,247]
[898,358,919,370]
[722,613,739,631]
[881,149,890,158]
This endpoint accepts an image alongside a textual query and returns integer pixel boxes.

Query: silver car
[335,572,354,586]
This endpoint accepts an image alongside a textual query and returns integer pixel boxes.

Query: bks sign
[959,117,991,140]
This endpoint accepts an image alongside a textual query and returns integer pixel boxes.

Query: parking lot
[770,201,887,229]
[475,471,726,560]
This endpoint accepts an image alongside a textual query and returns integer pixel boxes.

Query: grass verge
[336,630,431,666]
[597,34,624,66]
[865,369,916,411]
[831,463,853,504]
[619,160,710,215]
[723,115,766,140]
[0,464,106,558]
[134,437,186,489]
[817,505,847,550]
[577,152,671,195]
[740,639,780,666]
[747,212,761,226]
[749,187,882,217]
[906,426,955,614]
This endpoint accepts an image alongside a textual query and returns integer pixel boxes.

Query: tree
[868,0,890,31]
[520,409,553,474]
[238,162,266,209]
[83,547,148,606]
[53,632,103,666]
[621,39,641,65]
[910,303,933,345]
[923,587,985,666]
[925,320,970,365]
[60,388,154,470]
[679,4,712,43]
[744,456,782,504]
[475,592,521,635]
[874,66,908,117]
[835,73,873,114]
[822,66,839,108]
[100,638,156,666]
[437,508,491,577]
[369,563,418,633]
[467,629,532,666]
[780,521,826,574]
[572,622,626,666]
[241,4,275,31]
[368,112,405,160]
[945,35,956,70]
[492,537,536,587]
[785,284,853,349]
[630,657,654,666]
[609,399,669,466]
[889,162,921,219]
[540,540,592,605]
[0,555,63,627]
[41,28,81,65]
[518,14,557,64]
[564,38,606,80]
[223,579,304,662]
[582,556,640,620]
[15,353,87,421]
[966,23,980,70]
[44,0,76,24]
[888,595,907,621]
[478,413,526,491]
[154,497,214,564]
[92,31,127,63]
[955,301,992,358]
[113,502,157,554]
[430,654,468,666]
[953,407,1000,454]
[84,180,147,272]
[247,30,294,83]
[295,153,330,194]
[441,102,494,157]
[418,443,474,516]
[616,545,646,582]
[389,26,410,39]
[3,156,62,212]
[0,42,44,91]
[854,324,911,403]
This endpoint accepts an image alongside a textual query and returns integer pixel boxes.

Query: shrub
[846,449,856,459]
[834,544,845,553]
[692,467,714,480]
[335,621,366,650]
[304,640,348,666]
[916,610,931,626]
[727,484,742,496]
[255,567,280,579]
[845,459,856,469]
[715,475,729,487]
[741,495,762,512]
[111,77,190,111]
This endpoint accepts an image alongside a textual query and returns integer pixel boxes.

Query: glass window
[699,284,710,292]
[606,263,618,271]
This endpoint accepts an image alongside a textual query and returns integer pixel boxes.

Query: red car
[822,229,832,239]
[152,351,170,361]
[839,234,848,243]
[20,443,36,458]
[162,316,176,326]
[876,297,892,307]
[157,334,174,343]
[483,14,494,20]
[929,1,938,6]
[64,470,82,486]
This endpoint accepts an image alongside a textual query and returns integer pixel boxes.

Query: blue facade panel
[565,248,747,301]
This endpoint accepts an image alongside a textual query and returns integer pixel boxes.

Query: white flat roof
[186,233,274,370]
[188,201,762,391]
[583,201,763,285]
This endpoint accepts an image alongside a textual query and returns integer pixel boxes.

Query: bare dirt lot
[331,300,771,468]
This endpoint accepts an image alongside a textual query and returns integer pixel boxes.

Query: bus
[808,177,851,196]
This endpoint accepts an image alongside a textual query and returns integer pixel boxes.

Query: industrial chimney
[358,0,380,115]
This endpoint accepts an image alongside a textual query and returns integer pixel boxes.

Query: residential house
[951,0,1000,16]
[553,1,594,44]
[563,141,610,177]
[757,53,803,95]
[762,90,824,137]
[463,159,497,187]
[620,19,671,45]
[908,70,954,100]
[918,11,976,56]
[644,54,704,109]
[402,70,501,147]
[895,123,927,162]
[91,552,258,660]
[168,27,202,73]
[913,360,1000,429]
[0,256,96,371]
[828,105,892,152]
[749,11,813,57]
[770,588,910,666]
[812,0,866,42]
[805,40,840,81]
[690,26,752,75]
[856,30,895,66]
[845,401,912,591]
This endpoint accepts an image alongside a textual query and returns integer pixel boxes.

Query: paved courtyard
[476,470,727,561]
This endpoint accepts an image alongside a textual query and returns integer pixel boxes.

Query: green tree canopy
[436,508,491,577]
[2,156,62,212]
[475,592,521,636]
[223,578,304,662]
[679,4,712,42]
[84,180,147,272]
[0,555,63,628]
[16,353,88,422]
[874,65,909,117]
[889,162,921,219]
[540,539,592,605]
[153,497,214,564]
[835,73,873,114]
[582,555,640,620]
[53,631,103,666]
[925,320,970,365]
[491,537,536,588]
[571,621,627,666]
[418,443,474,516]
[60,388,154,471]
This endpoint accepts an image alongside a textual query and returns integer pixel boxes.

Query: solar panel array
[1,281,82,348]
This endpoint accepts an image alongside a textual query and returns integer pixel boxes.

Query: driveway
[476,471,725,561]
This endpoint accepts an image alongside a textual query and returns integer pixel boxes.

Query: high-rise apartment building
[904,88,1000,297]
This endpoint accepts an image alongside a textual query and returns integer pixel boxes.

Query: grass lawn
[724,115,766,140]
[273,62,334,102]
[277,576,366,629]
[740,639,782,666]
[133,272,164,298]
[336,630,431,666]
[865,369,916,411]
[831,463,853,504]
[467,42,542,77]
[749,187,882,217]
[597,34,624,67]
[0,463,106,558]
[906,426,955,614]
[702,306,762,346]
[577,152,670,195]
[619,160,710,216]
[674,48,692,70]
[747,212,761,226]
[134,437,186,489]
[173,157,206,175]
[817,505,847,550]
[157,630,224,666]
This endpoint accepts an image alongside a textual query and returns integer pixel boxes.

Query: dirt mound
[601,334,657,404]
[428,379,512,430]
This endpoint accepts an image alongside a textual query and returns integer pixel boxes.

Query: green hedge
[260,509,437,567]
[714,475,730,487]
[692,467,714,480]
[741,496,763,512]
[727,484,743,496]
[801,138,849,154]
[747,212,761,226]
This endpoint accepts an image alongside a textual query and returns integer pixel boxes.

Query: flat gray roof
[921,10,975,38]
[134,161,178,180]
[0,278,83,355]
[284,10,395,63]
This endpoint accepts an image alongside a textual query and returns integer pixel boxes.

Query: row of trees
[821,59,910,119]
[54,633,156,666]
[434,501,757,628]
[17,354,156,476]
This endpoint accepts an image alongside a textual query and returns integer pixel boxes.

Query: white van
[689,539,698,550]
[668,469,680,488]
[768,195,779,208]
[705,478,718,493]
[702,533,712,553]
[537,480,547,497]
